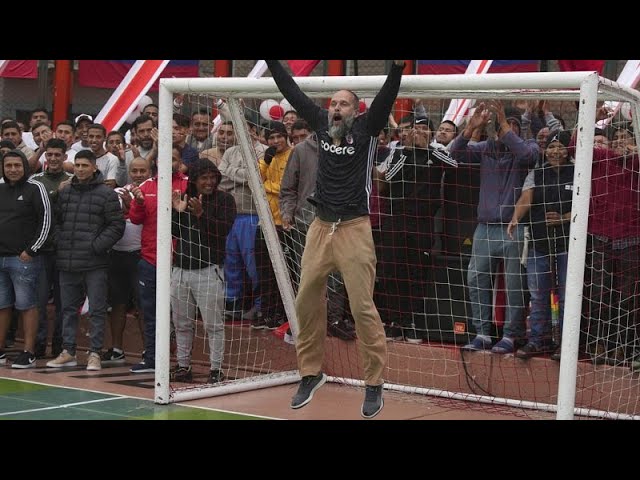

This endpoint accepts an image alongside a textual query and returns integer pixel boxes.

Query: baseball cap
[414,115,434,130]
[74,114,93,125]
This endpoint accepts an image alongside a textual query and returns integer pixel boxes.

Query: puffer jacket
[55,170,125,271]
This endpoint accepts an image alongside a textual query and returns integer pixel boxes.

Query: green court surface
[0,378,262,420]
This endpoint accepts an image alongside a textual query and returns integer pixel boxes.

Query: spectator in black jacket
[377,116,458,343]
[0,149,51,368]
[46,150,125,371]
[169,159,236,384]
[30,138,74,358]
[266,59,405,419]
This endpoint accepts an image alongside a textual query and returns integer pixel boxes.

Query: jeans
[467,223,527,339]
[0,255,43,310]
[59,268,108,355]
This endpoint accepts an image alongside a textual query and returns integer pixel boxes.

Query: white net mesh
[156,71,640,419]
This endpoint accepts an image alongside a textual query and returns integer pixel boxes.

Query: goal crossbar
[154,71,640,420]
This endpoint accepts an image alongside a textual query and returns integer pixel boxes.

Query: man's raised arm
[266,60,323,131]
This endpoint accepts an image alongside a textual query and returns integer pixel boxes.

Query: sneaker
[264,315,284,331]
[461,336,493,352]
[361,384,384,419]
[101,348,126,366]
[516,342,554,359]
[208,369,225,384]
[291,372,327,409]
[491,337,515,354]
[251,313,267,330]
[170,365,192,382]
[327,320,356,341]
[550,345,562,362]
[12,350,36,369]
[86,352,102,371]
[284,328,295,345]
[403,325,423,345]
[46,350,78,368]
[0,350,6,365]
[130,360,155,373]
[384,324,403,342]
[34,343,47,359]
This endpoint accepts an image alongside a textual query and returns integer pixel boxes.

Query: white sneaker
[86,352,101,371]
[46,349,78,368]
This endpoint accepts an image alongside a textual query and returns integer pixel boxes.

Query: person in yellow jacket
[259,121,292,225]
[254,121,293,329]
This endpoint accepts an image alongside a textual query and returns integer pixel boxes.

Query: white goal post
[155,70,640,420]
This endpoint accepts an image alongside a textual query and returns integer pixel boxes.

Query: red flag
[557,60,605,75]
[78,60,199,91]
[94,60,170,132]
[0,60,37,78]
[287,60,320,76]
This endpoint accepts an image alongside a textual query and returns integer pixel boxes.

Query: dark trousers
[36,253,62,348]
[379,215,433,329]
[584,236,640,355]
[138,258,157,364]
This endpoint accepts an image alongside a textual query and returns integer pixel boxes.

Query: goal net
[155,70,640,420]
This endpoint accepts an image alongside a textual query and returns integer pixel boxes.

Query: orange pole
[213,60,232,78]
[394,60,414,123]
[326,60,346,76]
[52,60,72,126]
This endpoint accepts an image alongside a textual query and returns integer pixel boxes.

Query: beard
[328,111,356,141]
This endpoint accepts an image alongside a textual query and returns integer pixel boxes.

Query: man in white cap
[71,114,93,152]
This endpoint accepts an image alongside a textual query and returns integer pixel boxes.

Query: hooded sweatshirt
[172,160,236,269]
[0,149,51,257]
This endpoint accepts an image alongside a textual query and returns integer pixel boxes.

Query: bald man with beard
[266,59,405,419]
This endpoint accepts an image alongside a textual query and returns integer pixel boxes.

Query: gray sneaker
[361,384,384,419]
[290,373,327,409]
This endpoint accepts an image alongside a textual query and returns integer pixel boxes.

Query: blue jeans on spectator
[59,268,108,355]
[138,258,157,365]
[467,223,527,339]
[0,255,43,310]
[527,248,567,346]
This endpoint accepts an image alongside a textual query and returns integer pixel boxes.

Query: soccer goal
[155,69,640,420]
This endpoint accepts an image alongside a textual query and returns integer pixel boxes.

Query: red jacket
[129,171,188,266]
[589,148,640,240]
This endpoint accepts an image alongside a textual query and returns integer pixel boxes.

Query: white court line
[0,375,280,420]
[0,396,122,417]
[174,401,282,420]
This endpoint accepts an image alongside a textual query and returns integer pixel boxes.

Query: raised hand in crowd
[131,185,145,205]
